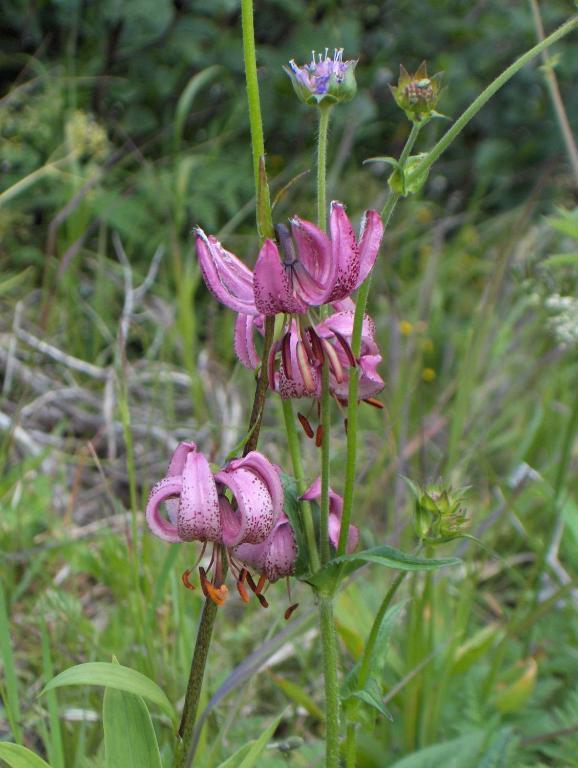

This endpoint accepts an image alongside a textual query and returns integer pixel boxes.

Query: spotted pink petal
[234,514,297,582]
[300,477,359,553]
[234,313,260,369]
[165,441,197,523]
[195,229,258,316]
[357,209,384,285]
[254,239,306,315]
[290,217,334,304]
[327,202,361,302]
[177,449,222,542]
[146,475,184,542]
[216,452,282,547]
[277,325,321,399]
[357,354,384,399]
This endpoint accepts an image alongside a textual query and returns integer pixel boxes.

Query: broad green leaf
[215,712,284,768]
[103,688,162,768]
[305,545,460,591]
[0,743,52,768]
[42,663,175,720]
[451,623,503,674]
[389,731,486,767]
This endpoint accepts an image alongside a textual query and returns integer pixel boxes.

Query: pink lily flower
[146,442,283,605]
[195,201,383,316]
[233,514,297,584]
[300,478,359,554]
[234,303,384,404]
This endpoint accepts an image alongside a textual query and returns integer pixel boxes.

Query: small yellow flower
[422,367,436,382]
[400,320,413,336]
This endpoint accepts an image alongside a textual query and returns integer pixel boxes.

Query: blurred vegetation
[1,1,578,767]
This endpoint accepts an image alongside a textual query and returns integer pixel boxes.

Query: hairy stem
[175,3,274,763]
[337,123,420,556]
[413,14,578,181]
[318,593,341,768]
[317,105,332,230]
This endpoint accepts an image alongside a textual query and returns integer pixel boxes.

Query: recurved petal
[254,239,305,315]
[328,514,359,554]
[146,476,183,543]
[357,209,384,285]
[328,201,361,301]
[234,313,261,369]
[357,354,384,399]
[263,519,297,581]
[216,452,281,547]
[165,441,196,523]
[195,228,258,315]
[300,477,344,518]
[290,217,334,304]
[177,449,222,542]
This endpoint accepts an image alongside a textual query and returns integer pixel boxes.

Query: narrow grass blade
[40,620,65,768]
[0,581,23,743]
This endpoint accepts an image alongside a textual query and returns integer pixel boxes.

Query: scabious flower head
[390,62,443,124]
[146,442,283,605]
[285,48,357,106]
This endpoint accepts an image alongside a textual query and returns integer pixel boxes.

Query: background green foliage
[1,1,578,766]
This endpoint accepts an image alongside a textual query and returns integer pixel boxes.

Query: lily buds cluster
[285,48,357,107]
[407,479,470,544]
[390,62,443,124]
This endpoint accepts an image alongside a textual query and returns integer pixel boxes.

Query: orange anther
[297,412,314,439]
[315,424,323,447]
[256,574,267,595]
[181,569,196,591]
[284,603,299,620]
[236,580,250,604]
[364,397,384,409]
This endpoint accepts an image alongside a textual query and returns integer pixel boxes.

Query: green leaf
[476,728,516,768]
[351,679,393,722]
[306,546,460,592]
[389,731,486,767]
[541,252,578,268]
[42,662,175,721]
[281,473,309,579]
[0,744,52,768]
[174,65,222,150]
[269,673,323,721]
[103,688,162,768]
[215,711,284,768]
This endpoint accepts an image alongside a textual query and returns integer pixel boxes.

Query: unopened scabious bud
[390,62,443,124]
[406,480,469,543]
[284,48,357,107]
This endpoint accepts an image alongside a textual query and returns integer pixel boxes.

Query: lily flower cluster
[196,201,385,406]
[146,442,358,608]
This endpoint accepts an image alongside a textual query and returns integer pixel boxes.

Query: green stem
[281,399,320,573]
[241,0,273,237]
[319,361,331,564]
[174,598,219,768]
[317,105,332,230]
[175,5,274,763]
[336,123,420,556]
[413,13,578,182]
[318,593,341,768]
